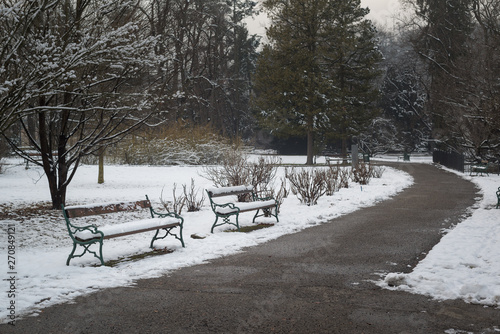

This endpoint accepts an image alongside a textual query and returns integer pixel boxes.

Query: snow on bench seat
[206,185,254,197]
[214,200,277,215]
[63,195,185,266]
[74,217,181,241]
[206,185,279,232]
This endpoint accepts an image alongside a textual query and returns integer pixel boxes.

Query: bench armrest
[210,202,240,216]
[212,202,238,210]
[69,224,104,241]
[252,191,276,202]
[144,195,183,225]
[62,204,104,240]
[149,207,184,226]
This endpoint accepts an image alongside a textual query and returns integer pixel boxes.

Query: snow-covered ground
[0,154,498,325]
[379,165,500,307]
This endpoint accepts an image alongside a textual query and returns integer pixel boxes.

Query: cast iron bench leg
[150,226,185,248]
[66,243,77,266]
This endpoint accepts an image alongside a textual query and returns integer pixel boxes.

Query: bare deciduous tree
[2,0,161,208]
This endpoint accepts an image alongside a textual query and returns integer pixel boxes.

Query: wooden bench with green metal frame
[470,163,489,176]
[62,195,184,266]
[206,185,279,233]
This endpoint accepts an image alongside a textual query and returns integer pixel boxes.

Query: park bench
[23,150,58,169]
[470,163,489,176]
[62,195,184,266]
[206,185,279,233]
[325,154,351,165]
[469,161,500,176]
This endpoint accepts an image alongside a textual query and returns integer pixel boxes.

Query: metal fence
[433,150,465,173]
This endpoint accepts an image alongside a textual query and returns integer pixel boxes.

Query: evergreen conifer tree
[253,0,382,164]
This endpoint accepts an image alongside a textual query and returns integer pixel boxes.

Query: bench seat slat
[206,185,253,197]
[215,200,277,215]
[74,217,180,241]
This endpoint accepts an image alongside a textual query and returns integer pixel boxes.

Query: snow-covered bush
[118,136,233,165]
[371,166,385,179]
[159,178,205,215]
[160,184,185,215]
[352,163,373,185]
[286,164,376,205]
[183,178,205,212]
[340,167,351,189]
[324,165,340,195]
[285,167,328,206]
[273,177,289,213]
[202,151,249,191]
[350,163,385,185]
[201,152,282,202]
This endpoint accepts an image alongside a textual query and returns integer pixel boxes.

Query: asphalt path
[3,163,499,333]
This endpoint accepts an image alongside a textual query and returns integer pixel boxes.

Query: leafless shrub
[103,124,235,166]
[201,152,281,202]
[201,151,248,187]
[285,167,327,206]
[249,156,281,194]
[325,165,340,195]
[352,163,373,185]
[160,184,185,215]
[183,178,205,212]
[338,168,351,189]
[269,176,289,213]
[371,165,385,178]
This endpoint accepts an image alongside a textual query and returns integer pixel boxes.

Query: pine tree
[253,0,382,164]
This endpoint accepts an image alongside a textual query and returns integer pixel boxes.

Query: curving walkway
[3,163,499,333]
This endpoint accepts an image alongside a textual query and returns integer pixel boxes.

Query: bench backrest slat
[206,185,253,198]
[65,200,151,218]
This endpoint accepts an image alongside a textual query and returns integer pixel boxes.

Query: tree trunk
[306,130,314,165]
[342,137,348,164]
[38,111,68,209]
[98,147,105,184]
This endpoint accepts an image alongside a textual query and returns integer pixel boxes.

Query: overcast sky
[246,0,403,36]
[362,0,402,26]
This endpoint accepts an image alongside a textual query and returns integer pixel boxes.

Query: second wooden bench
[206,185,279,233]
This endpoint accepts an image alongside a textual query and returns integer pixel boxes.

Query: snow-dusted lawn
[0,154,498,324]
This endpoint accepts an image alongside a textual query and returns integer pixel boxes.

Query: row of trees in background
[371,0,500,160]
[252,0,500,161]
[4,0,500,209]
